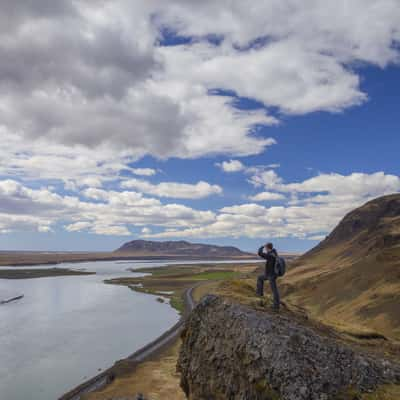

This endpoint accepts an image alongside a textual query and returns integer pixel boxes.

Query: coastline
[59,285,197,400]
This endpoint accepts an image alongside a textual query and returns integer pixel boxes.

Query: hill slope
[114,239,253,258]
[285,194,400,340]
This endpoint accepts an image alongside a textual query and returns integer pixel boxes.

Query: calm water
[0,259,255,400]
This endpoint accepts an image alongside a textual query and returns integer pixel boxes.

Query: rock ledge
[177,295,400,400]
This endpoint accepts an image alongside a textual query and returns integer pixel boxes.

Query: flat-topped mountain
[286,193,400,340]
[114,239,253,258]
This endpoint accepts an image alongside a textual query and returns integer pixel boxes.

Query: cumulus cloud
[0,0,399,183]
[0,179,216,236]
[1,1,400,240]
[217,160,245,173]
[218,160,280,175]
[250,170,400,200]
[248,192,286,202]
[145,171,400,240]
[249,170,283,188]
[131,168,158,176]
[120,179,222,199]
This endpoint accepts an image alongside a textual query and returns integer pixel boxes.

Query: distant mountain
[114,239,254,258]
[286,193,400,340]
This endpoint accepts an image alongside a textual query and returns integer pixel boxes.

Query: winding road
[59,285,197,400]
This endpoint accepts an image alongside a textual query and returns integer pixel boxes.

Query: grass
[170,296,185,314]
[106,264,254,313]
[361,385,400,400]
[334,385,400,400]
[82,339,186,400]
[187,270,240,280]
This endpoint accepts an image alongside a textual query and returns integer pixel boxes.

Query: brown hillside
[284,194,400,341]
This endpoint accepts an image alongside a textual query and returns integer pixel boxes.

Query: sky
[0,1,399,252]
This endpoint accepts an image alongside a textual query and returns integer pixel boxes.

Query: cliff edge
[178,295,400,400]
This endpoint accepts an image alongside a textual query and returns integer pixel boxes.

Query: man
[256,242,280,310]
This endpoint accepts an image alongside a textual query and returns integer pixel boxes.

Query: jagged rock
[177,295,400,400]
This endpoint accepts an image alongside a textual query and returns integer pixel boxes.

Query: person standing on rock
[256,242,280,310]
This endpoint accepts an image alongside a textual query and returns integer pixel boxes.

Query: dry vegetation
[82,340,186,400]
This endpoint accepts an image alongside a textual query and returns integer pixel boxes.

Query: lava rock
[177,295,400,400]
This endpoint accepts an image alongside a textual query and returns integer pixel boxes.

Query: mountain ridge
[114,239,254,258]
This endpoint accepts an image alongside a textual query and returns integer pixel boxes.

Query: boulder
[177,295,400,400]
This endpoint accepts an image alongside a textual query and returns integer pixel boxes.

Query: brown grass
[82,340,185,400]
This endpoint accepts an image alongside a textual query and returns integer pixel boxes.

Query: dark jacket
[258,246,277,276]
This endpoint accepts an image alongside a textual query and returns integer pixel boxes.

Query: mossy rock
[254,378,281,399]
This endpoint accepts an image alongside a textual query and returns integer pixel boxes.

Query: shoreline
[59,285,197,400]
[0,267,96,279]
[0,252,257,267]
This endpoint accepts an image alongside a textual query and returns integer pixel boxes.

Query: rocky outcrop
[178,295,400,400]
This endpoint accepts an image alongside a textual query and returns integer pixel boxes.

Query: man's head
[265,242,273,250]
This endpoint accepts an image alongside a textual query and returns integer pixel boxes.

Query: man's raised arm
[258,246,268,260]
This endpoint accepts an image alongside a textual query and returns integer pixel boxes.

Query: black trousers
[256,274,280,307]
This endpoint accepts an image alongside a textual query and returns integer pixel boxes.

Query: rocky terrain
[115,239,254,258]
[178,295,400,400]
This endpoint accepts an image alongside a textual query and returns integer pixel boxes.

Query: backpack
[274,255,286,277]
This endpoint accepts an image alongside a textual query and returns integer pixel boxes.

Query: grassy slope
[282,195,400,341]
[283,249,400,340]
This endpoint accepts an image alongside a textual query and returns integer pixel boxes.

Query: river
[0,259,253,400]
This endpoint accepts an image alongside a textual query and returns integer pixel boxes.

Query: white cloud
[249,192,286,202]
[218,160,280,175]
[141,227,151,235]
[131,168,157,176]
[0,179,216,236]
[217,159,245,173]
[0,0,399,188]
[145,171,400,240]
[307,235,327,241]
[1,169,399,241]
[120,178,222,199]
[0,1,400,243]
[248,170,283,188]
[251,170,400,200]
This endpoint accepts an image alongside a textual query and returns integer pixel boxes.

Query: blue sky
[0,2,399,252]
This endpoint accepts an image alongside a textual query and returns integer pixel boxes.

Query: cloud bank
[0,1,399,243]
